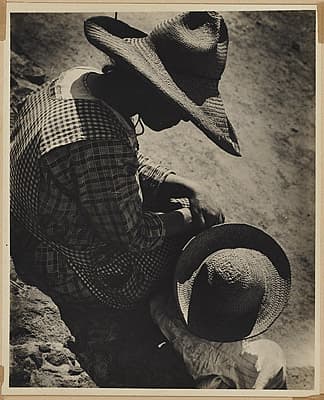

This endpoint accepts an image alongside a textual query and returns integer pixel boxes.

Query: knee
[244,339,287,389]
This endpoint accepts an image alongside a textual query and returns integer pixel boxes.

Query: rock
[46,350,70,366]
[25,73,46,85]
[10,366,31,387]
[63,336,76,349]
[30,352,44,368]
[13,343,38,360]
[67,351,76,361]
[11,50,46,85]
[10,326,33,341]
[30,370,61,387]
[39,343,51,353]
[68,366,83,375]
[12,78,39,100]
[22,356,37,371]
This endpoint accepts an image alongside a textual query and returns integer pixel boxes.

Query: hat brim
[84,17,241,156]
[175,223,291,342]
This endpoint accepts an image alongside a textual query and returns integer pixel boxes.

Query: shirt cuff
[143,210,167,249]
[143,167,176,194]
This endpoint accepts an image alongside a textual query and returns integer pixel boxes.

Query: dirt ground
[9,10,316,390]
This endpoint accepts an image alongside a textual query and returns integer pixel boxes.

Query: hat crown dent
[148,11,228,79]
[204,248,268,285]
[150,12,222,51]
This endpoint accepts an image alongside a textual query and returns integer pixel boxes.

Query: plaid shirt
[39,141,170,252]
[10,68,181,308]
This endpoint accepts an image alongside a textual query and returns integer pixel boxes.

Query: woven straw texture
[84,12,240,156]
[175,223,291,342]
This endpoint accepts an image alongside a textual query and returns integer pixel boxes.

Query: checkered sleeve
[43,140,167,251]
[137,152,175,200]
[74,140,168,250]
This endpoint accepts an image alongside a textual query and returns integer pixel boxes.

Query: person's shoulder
[56,66,101,100]
[58,66,101,79]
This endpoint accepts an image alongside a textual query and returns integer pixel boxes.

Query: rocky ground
[10,266,96,388]
[8,10,316,390]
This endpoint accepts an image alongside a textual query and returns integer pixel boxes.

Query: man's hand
[158,207,193,237]
[189,187,225,232]
[160,174,225,233]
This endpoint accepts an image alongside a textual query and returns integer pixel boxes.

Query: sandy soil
[9,10,316,389]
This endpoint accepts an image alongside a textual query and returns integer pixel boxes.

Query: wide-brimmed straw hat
[174,223,291,342]
[84,12,240,156]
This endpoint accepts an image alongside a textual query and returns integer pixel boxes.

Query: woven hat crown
[149,12,228,80]
[175,223,291,341]
[199,248,269,314]
[185,248,275,341]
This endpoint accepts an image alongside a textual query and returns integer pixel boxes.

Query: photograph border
[1,1,323,399]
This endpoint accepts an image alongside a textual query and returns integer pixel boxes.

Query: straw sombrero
[84,12,241,156]
[174,223,291,342]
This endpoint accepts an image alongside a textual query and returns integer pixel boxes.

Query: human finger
[190,199,206,231]
[204,209,225,226]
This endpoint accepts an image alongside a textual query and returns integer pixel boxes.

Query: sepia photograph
[3,6,318,394]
